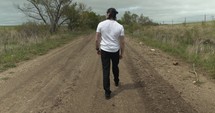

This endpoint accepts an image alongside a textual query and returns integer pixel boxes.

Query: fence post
[183,17,186,26]
[172,20,173,26]
[204,14,207,22]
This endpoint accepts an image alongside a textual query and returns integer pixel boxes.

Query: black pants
[101,50,119,94]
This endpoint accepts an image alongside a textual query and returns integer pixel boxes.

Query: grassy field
[0,24,86,72]
[130,22,215,78]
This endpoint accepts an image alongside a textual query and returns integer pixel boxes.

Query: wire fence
[1,14,215,26]
[158,14,215,25]
[0,18,26,26]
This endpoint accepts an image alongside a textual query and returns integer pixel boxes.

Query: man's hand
[97,50,101,55]
[119,55,123,59]
[96,48,101,55]
[119,36,125,60]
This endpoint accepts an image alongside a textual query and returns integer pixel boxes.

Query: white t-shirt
[96,20,124,52]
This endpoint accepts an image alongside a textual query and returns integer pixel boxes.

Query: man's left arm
[120,36,125,59]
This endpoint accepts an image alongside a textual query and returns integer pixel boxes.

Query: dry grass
[0,23,50,54]
[0,23,83,72]
[133,23,215,77]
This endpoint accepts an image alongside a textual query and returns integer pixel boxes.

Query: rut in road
[0,34,197,113]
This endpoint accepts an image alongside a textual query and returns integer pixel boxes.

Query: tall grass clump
[132,23,215,77]
[0,22,80,72]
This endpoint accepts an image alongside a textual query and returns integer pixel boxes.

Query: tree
[138,14,154,25]
[65,3,80,30]
[84,11,100,29]
[121,11,132,25]
[17,0,73,33]
[131,13,139,23]
[66,3,100,30]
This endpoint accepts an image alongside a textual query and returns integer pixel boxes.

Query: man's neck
[107,18,115,20]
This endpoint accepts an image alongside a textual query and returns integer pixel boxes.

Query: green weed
[131,23,215,78]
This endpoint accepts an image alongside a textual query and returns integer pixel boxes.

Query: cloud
[1,0,215,25]
[74,0,215,23]
[0,0,26,25]
[119,6,143,12]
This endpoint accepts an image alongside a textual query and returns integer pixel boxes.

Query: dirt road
[0,34,215,113]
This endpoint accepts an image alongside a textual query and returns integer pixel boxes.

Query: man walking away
[95,8,125,99]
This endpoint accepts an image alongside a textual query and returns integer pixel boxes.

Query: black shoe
[115,82,119,87]
[105,91,111,99]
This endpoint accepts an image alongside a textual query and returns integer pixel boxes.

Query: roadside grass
[0,77,10,81]
[129,23,215,78]
[0,25,89,72]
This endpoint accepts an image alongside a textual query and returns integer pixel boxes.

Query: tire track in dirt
[25,35,94,113]
[91,58,147,113]
[0,34,201,113]
[0,35,93,113]
[129,38,215,113]
[124,41,197,113]
[42,35,102,113]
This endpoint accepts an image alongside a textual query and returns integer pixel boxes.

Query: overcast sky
[0,0,26,25]
[1,0,215,25]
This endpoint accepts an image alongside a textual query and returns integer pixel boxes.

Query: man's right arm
[120,26,125,59]
[120,36,125,59]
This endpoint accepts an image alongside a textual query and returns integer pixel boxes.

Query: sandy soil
[0,34,214,113]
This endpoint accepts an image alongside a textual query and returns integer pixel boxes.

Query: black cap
[107,8,118,14]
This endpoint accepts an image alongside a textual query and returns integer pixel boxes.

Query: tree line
[120,11,158,33]
[17,0,157,33]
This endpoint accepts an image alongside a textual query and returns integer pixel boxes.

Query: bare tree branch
[27,0,48,24]
[18,0,73,33]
